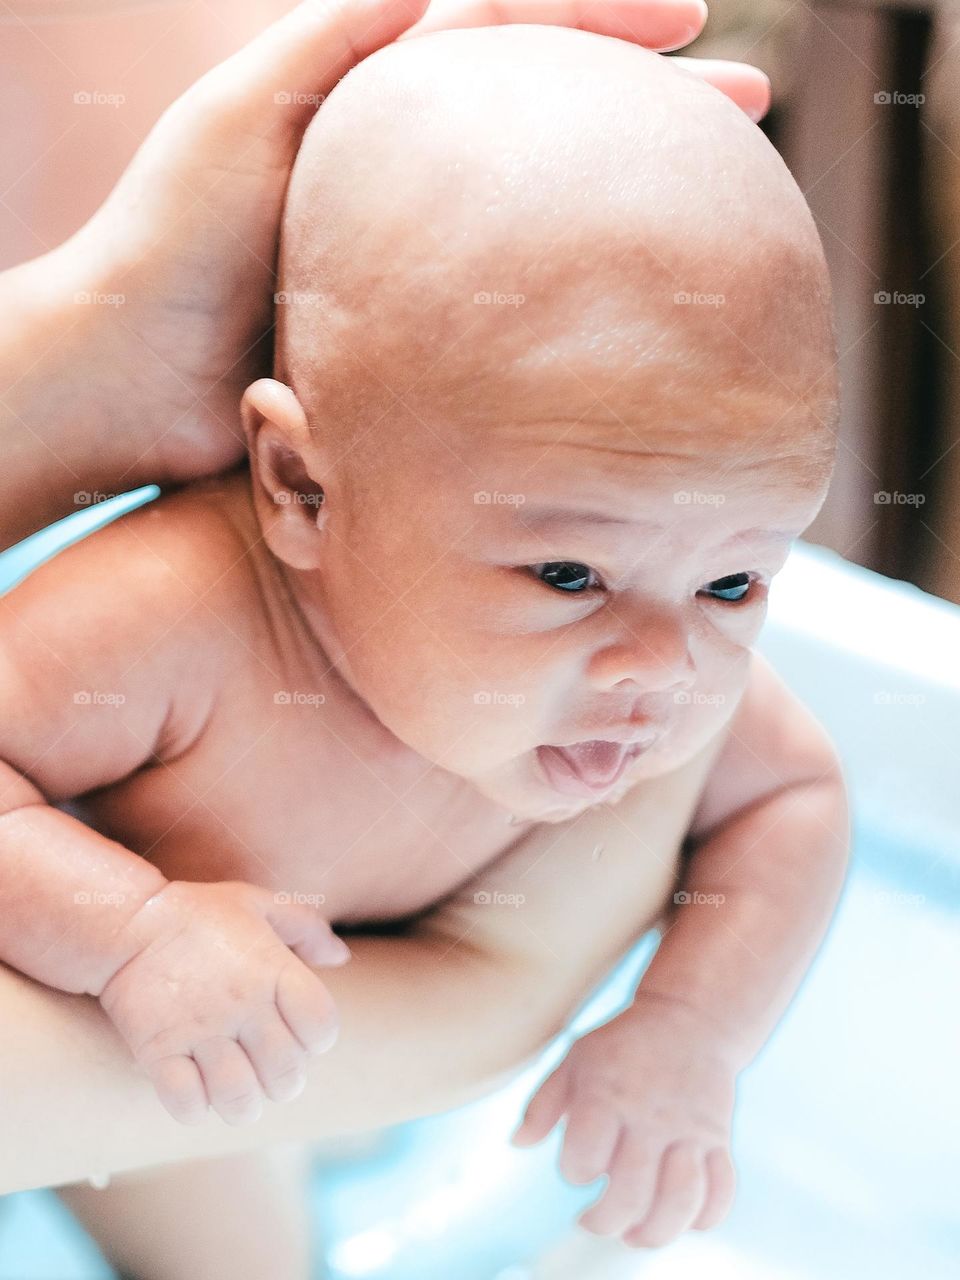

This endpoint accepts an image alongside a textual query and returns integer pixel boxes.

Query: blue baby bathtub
[0,489,957,1279]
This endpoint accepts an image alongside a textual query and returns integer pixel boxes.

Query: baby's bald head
[275,24,837,475]
[251,26,841,818]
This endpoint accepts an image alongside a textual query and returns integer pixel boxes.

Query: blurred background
[5,0,960,603]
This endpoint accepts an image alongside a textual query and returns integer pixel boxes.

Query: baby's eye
[700,572,753,603]
[529,561,600,593]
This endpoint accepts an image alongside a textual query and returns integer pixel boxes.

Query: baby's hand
[510,992,739,1249]
[99,880,351,1126]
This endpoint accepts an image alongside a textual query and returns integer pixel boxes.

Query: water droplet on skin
[591,844,604,861]
[87,1171,111,1190]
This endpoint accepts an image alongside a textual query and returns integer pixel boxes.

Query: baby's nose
[587,608,695,695]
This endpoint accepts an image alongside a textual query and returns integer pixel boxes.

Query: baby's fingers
[578,1130,660,1237]
[511,1066,569,1147]
[622,1139,707,1249]
[559,1101,621,1185]
[147,1054,208,1126]
[276,959,340,1055]
[691,1145,737,1231]
[193,1037,264,1126]
[258,892,352,967]
[239,1008,309,1103]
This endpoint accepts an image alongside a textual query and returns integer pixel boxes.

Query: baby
[0,22,848,1265]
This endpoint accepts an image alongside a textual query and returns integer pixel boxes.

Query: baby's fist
[99,880,351,1126]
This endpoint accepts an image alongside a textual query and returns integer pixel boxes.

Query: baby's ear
[241,378,327,570]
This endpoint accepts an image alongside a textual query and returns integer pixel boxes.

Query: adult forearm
[0,925,555,1194]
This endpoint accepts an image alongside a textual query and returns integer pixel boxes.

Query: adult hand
[1,0,770,540]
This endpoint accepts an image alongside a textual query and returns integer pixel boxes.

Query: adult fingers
[672,55,772,121]
[403,0,708,53]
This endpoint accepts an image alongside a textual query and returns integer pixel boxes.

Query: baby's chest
[89,703,519,926]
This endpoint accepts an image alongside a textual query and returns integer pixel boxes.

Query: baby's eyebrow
[518,505,797,544]
[519,505,644,530]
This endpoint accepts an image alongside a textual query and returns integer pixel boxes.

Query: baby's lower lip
[535,739,650,797]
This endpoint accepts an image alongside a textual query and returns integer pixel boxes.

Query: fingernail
[311,1023,340,1055]
[747,73,772,123]
[679,0,708,45]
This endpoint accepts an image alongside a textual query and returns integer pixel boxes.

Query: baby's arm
[633,650,850,1065]
[512,652,850,1248]
[0,521,347,1124]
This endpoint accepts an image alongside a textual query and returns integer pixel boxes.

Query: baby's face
[280,351,833,824]
[258,23,839,822]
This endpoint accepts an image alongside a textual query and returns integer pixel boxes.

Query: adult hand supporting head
[0,0,770,548]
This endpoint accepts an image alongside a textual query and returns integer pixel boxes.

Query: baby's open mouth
[536,738,653,797]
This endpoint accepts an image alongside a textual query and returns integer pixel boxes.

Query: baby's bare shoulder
[0,475,258,798]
